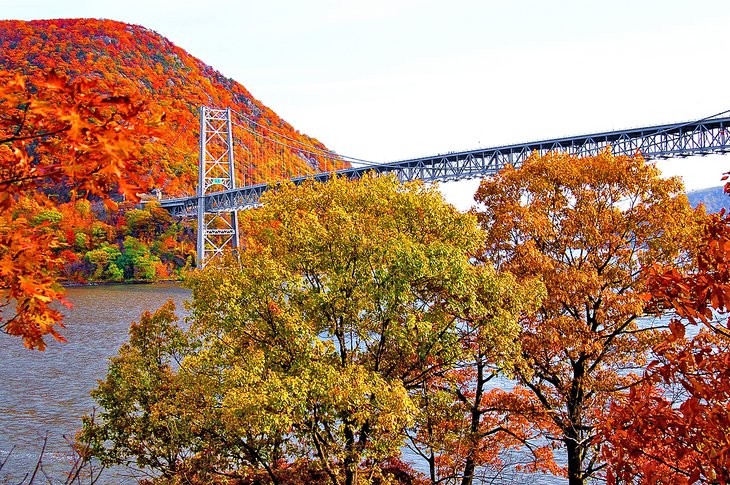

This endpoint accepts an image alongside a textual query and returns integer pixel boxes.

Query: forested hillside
[0,18,342,282]
[687,185,729,213]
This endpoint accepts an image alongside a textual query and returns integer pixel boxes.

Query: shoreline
[61,278,183,288]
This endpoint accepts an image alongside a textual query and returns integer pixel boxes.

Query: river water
[0,284,562,484]
[0,283,191,483]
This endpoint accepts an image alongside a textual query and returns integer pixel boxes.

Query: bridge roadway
[159,115,730,217]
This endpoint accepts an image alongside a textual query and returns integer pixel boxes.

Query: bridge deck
[160,116,730,216]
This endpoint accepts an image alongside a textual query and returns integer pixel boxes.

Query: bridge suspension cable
[229,107,380,167]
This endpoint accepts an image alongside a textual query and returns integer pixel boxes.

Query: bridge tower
[196,107,239,267]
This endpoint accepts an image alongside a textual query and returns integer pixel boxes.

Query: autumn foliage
[7,16,730,485]
[0,69,157,349]
[0,18,346,348]
[76,147,730,484]
[599,210,730,484]
[81,175,538,484]
[0,18,344,287]
[473,149,703,484]
[0,18,342,196]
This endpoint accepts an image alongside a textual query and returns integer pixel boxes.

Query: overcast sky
[4,0,730,207]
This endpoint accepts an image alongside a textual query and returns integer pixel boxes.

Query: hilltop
[686,186,729,214]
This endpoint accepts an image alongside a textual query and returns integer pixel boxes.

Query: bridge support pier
[196,106,240,267]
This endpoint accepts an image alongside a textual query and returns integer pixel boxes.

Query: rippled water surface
[0,283,191,483]
[0,283,567,484]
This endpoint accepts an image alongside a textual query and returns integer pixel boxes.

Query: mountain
[0,18,343,197]
[0,18,345,282]
[686,186,729,214]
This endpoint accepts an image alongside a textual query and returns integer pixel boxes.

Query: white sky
[4,0,730,208]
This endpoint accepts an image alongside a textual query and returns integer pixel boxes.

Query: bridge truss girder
[162,114,730,218]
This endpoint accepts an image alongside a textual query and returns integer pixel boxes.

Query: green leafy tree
[80,302,196,479]
[105,262,125,282]
[31,208,63,227]
[74,231,89,251]
[89,221,113,249]
[85,244,123,281]
[119,236,161,280]
[123,208,153,239]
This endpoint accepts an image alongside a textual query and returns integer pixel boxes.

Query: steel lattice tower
[196,107,239,267]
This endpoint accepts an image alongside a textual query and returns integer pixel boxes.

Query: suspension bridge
[157,107,730,266]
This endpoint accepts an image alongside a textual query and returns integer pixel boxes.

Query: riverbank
[60,278,184,287]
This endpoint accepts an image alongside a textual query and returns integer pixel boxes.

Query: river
[0,283,563,484]
[0,283,191,483]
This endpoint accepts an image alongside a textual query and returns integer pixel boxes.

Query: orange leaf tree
[473,149,703,484]
[0,70,155,349]
[598,210,730,484]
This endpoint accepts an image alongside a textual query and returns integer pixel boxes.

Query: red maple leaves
[1,69,156,349]
[600,210,730,484]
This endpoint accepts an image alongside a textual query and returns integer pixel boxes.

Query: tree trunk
[566,357,586,485]
[460,359,486,485]
[344,423,356,485]
[566,436,584,485]
[460,459,476,485]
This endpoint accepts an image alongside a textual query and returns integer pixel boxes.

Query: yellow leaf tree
[82,174,529,484]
